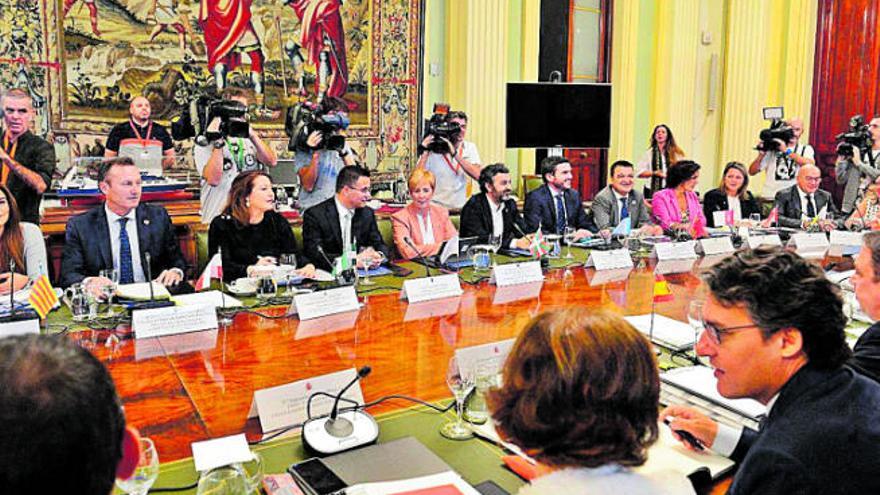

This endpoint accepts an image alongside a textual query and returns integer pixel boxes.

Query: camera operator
[748,117,815,202]
[835,117,880,214]
[194,87,277,224]
[293,97,357,212]
[416,110,481,210]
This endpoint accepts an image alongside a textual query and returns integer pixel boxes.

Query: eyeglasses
[346,185,371,195]
[700,320,760,345]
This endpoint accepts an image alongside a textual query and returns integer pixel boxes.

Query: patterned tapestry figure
[288,0,349,101]
[198,0,266,103]
[148,0,191,55]
[63,0,101,36]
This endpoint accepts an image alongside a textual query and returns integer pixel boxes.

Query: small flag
[195,253,223,291]
[28,274,59,319]
[692,215,707,239]
[529,226,552,258]
[725,209,735,227]
[767,207,779,225]
[612,217,632,237]
[653,274,674,303]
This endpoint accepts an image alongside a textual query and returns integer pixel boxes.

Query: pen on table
[663,417,705,451]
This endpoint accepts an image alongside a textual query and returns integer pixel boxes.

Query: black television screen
[506,82,611,149]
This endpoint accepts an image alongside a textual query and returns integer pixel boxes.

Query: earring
[245,198,250,207]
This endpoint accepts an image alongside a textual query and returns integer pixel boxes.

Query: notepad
[661,365,767,421]
[624,314,696,351]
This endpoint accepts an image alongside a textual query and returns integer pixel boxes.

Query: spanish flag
[653,273,674,303]
[28,274,59,319]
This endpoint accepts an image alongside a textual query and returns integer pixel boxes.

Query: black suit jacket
[7,131,56,224]
[522,184,597,234]
[459,193,527,247]
[774,185,839,229]
[850,322,880,384]
[60,203,187,288]
[702,188,762,227]
[728,364,880,495]
[302,197,390,271]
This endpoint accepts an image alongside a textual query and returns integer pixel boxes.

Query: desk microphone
[316,245,335,272]
[0,260,36,323]
[302,365,379,456]
[317,245,354,286]
[403,236,432,278]
[129,252,174,312]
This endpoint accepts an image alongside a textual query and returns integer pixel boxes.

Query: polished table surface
[66,252,725,492]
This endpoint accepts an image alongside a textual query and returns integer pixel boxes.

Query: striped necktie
[118,217,134,284]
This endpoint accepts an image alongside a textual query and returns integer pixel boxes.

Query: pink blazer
[651,188,707,232]
[391,203,458,259]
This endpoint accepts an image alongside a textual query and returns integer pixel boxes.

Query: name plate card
[132,304,218,339]
[699,237,735,256]
[652,241,698,260]
[288,286,360,320]
[747,234,782,249]
[790,233,829,256]
[400,274,463,303]
[454,338,515,381]
[490,261,544,287]
[191,434,254,473]
[830,230,864,246]
[249,368,363,433]
[585,248,633,271]
[0,317,39,337]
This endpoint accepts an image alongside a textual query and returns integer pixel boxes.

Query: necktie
[342,211,353,254]
[555,194,567,234]
[806,194,816,218]
[619,198,630,222]
[118,217,134,284]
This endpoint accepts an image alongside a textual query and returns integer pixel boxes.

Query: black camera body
[757,119,795,152]
[285,101,350,152]
[835,114,872,159]
[422,102,462,153]
[170,96,249,145]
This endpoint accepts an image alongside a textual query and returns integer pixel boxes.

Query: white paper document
[117,282,171,300]
[191,433,254,473]
[171,290,242,308]
[661,365,767,421]
[624,314,696,351]
[345,471,480,495]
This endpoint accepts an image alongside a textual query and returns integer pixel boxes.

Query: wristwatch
[213,140,225,149]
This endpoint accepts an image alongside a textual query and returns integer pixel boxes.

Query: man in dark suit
[849,231,880,383]
[523,156,597,239]
[459,163,531,250]
[302,165,389,272]
[661,248,880,494]
[61,158,188,294]
[591,160,661,235]
[774,164,840,230]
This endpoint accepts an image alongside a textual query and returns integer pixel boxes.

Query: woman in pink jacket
[391,169,458,259]
[650,160,707,238]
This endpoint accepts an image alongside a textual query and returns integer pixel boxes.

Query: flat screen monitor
[506,82,611,149]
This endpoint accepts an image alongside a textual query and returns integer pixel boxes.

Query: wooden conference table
[65,251,728,493]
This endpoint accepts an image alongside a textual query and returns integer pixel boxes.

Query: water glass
[116,437,159,495]
[469,245,493,272]
[749,213,762,227]
[687,300,704,349]
[279,253,297,295]
[440,356,475,440]
[465,364,498,425]
[196,466,248,495]
[256,276,277,301]
[236,452,264,494]
[564,227,576,259]
[99,268,118,317]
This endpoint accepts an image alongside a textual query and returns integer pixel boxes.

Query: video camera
[285,99,350,152]
[757,107,794,152]
[171,95,249,145]
[835,114,872,159]
[422,103,462,153]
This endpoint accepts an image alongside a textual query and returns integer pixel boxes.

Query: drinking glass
[99,268,118,317]
[279,253,297,295]
[563,226,576,259]
[749,213,762,227]
[256,276,277,301]
[358,248,385,286]
[440,356,475,440]
[116,437,159,495]
[464,363,498,425]
[236,452,264,494]
[687,300,704,349]
[488,234,503,266]
[196,466,248,495]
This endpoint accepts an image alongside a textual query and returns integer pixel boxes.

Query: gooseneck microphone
[316,245,335,272]
[327,366,371,428]
[146,253,156,301]
[403,236,432,278]
[128,252,173,311]
[302,365,380,455]
[8,260,14,318]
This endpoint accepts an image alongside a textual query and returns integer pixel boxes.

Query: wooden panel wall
[811,0,880,202]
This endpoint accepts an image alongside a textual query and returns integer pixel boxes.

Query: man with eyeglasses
[848,231,880,383]
[774,164,840,231]
[0,88,56,224]
[416,110,481,209]
[661,247,880,495]
[302,165,389,271]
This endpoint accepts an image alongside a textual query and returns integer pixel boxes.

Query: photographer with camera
[835,116,880,214]
[291,97,358,212]
[416,108,481,210]
[193,88,277,224]
[748,117,815,202]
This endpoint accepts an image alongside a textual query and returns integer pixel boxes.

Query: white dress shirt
[727,195,742,223]
[416,211,435,245]
[104,204,146,282]
[712,393,779,457]
[797,187,825,221]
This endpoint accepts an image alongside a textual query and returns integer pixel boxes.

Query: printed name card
[699,237,735,256]
[490,261,544,287]
[585,248,633,271]
[0,317,39,337]
[830,230,864,246]
[790,233,829,257]
[191,434,254,473]
[288,286,360,320]
[132,304,218,339]
[454,339,515,381]
[400,274,463,303]
[652,241,698,260]
[746,234,782,249]
[249,368,363,433]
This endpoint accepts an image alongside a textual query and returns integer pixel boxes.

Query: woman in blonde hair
[391,168,458,259]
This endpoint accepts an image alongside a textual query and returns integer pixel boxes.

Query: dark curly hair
[704,247,851,369]
[488,308,660,469]
[665,160,701,190]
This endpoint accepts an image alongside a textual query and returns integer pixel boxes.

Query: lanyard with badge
[129,119,153,140]
[442,142,463,175]
[2,129,18,185]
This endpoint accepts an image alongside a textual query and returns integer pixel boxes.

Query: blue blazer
[60,203,187,288]
[850,322,880,384]
[728,364,880,494]
[523,184,597,234]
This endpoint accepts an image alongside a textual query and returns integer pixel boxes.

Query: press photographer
[835,115,880,214]
[190,88,277,224]
[416,104,482,209]
[748,111,815,202]
[287,97,358,211]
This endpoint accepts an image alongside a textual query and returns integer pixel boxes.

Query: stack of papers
[624,314,696,351]
[661,365,766,430]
